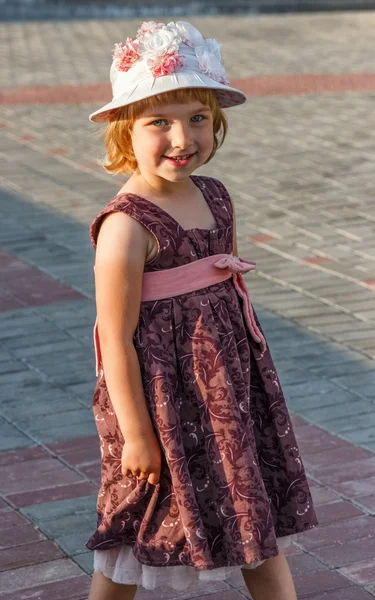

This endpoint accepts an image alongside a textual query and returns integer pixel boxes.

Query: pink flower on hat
[149,50,184,77]
[111,20,229,85]
[137,21,164,37]
[112,37,140,72]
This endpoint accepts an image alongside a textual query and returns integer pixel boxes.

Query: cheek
[199,126,215,151]
[132,133,155,163]
[135,133,165,160]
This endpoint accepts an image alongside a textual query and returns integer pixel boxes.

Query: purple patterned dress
[86,175,317,581]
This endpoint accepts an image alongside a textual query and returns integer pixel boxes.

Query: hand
[121,432,162,485]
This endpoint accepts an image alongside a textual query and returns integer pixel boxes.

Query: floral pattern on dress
[86,175,317,569]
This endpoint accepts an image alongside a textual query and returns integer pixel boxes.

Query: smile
[163,153,196,167]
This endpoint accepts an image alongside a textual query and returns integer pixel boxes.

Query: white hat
[89,20,246,123]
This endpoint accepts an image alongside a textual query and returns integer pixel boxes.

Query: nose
[170,122,193,151]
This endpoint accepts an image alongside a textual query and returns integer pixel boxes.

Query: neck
[133,170,195,199]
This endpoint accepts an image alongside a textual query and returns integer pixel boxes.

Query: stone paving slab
[0,576,91,600]
[0,558,87,593]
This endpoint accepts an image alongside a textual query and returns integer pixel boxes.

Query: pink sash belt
[94,253,267,376]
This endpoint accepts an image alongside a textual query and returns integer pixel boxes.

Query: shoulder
[90,193,145,251]
[194,176,234,218]
[194,175,231,199]
[95,209,149,265]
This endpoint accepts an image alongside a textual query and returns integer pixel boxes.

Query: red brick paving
[296,516,375,551]
[0,525,45,550]
[0,560,88,595]
[77,463,101,484]
[0,251,85,312]
[308,483,342,507]
[199,593,244,600]
[358,496,375,512]
[16,134,38,142]
[317,457,375,485]
[0,510,29,530]
[304,589,373,600]
[7,481,97,509]
[0,575,91,600]
[329,475,375,498]
[46,147,70,156]
[286,552,327,576]
[249,233,278,243]
[0,83,111,105]
[303,445,373,471]
[339,559,375,586]
[294,423,350,454]
[2,73,375,107]
[304,256,334,265]
[46,435,99,454]
[52,445,100,467]
[314,500,364,526]
[0,498,10,511]
[0,290,26,311]
[292,569,355,598]
[0,540,64,572]
[0,457,82,496]
[236,73,375,97]
[313,536,375,568]
[0,446,49,467]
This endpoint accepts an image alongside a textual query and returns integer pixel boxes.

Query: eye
[190,114,205,123]
[151,119,168,127]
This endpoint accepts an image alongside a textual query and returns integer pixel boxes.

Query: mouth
[163,153,196,167]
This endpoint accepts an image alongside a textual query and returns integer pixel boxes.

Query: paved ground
[0,10,375,600]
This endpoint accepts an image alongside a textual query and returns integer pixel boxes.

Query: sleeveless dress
[86,175,318,590]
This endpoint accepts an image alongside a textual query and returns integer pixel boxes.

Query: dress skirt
[93,535,294,590]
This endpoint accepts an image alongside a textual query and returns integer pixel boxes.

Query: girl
[86,20,317,600]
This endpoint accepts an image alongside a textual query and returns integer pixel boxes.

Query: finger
[137,471,149,480]
[148,472,160,485]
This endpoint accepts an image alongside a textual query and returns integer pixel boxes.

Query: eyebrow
[143,107,212,119]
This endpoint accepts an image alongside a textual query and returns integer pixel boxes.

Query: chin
[165,171,193,181]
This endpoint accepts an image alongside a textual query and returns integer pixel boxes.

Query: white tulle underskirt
[93,535,294,591]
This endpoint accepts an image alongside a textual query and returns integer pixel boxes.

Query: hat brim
[89,71,246,123]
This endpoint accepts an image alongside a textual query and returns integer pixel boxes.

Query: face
[131,100,215,188]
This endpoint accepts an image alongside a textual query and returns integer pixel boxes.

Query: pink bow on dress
[214,255,267,354]
[214,255,257,275]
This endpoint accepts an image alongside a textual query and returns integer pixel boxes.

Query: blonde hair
[101,88,228,175]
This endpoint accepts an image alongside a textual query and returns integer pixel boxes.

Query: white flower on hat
[195,39,229,84]
[169,21,205,48]
[205,39,222,61]
[111,20,229,85]
[140,25,182,61]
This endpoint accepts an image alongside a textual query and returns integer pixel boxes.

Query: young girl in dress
[86,20,317,600]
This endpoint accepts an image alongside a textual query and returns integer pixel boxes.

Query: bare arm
[94,211,154,440]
